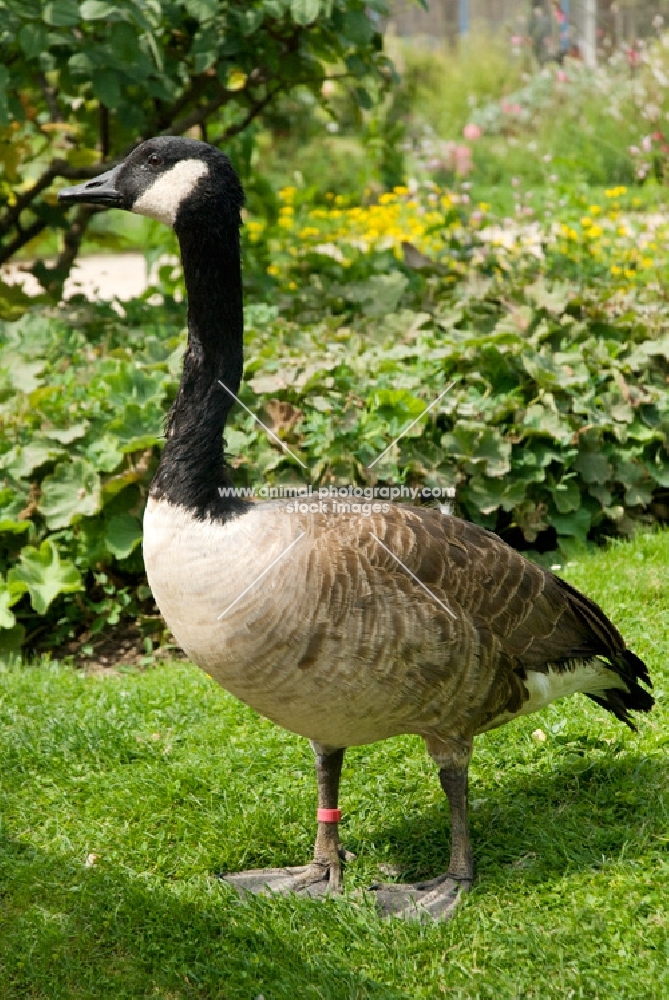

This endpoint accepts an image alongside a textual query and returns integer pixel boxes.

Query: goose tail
[554,575,654,730]
[586,649,654,731]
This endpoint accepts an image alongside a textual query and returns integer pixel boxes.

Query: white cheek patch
[132,159,209,226]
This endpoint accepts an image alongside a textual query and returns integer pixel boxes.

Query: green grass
[0,531,667,999]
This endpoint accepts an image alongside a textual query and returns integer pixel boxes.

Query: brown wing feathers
[379,508,653,729]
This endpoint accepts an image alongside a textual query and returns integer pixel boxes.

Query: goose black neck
[150,218,247,519]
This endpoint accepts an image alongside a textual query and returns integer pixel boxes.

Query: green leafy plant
[0,194,668,657]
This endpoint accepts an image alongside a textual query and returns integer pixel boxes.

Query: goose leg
[369,741,473,921]
[221,746,347,898]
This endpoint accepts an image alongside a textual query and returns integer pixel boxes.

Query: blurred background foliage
[0,0,391,297]
[0,1,668,659]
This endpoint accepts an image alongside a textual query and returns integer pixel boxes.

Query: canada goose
[59,137,653,921]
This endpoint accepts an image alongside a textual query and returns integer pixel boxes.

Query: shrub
[0,186,667,657]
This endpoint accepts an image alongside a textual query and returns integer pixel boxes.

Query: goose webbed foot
[221,847,350,898]
[368,873,470,921]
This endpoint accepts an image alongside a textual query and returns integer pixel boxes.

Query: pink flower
[642,135,653,153]
[463,123,482,141]
[556,70,567,83]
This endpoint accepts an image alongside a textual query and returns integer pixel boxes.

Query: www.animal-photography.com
[0,2,668,998]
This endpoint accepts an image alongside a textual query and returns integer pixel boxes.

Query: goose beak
[58,165,123,207]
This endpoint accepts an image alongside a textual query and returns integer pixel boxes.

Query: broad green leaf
[108,402,163,453]
[466,474,528,514]
[0,356,45,391]
[101,366,167,407]
[18,22,48,58]
[343,7,373,44]
[191,27,219,74]
[573,452,612,484]
[2,442,65,479]
[7,0,41,17]
[38,459,101,530]
[68,52,94,76]
[85,435,124,473]
[238,7,263,35]
[105,513,143,559]
[185,0,219,18]
[43,423,89,445]
[43,0,80,26]
[354,86,373,111]
[550,478,581,514]
[8,540,82,615]
[0,518,30,535]
[80,0,118,18]
[108,21,145,66]
[92,70,122,108]
[550,507,592,542]
[291,0,320,25]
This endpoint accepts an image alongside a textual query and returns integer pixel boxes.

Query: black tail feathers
[554,575,654,730]
[587,649,654,731]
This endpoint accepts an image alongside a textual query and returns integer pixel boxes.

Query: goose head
[58,136,244,232]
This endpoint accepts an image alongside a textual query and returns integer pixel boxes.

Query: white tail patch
[480,659,627,733]
[522,659,626,714]
[132,159,209,226]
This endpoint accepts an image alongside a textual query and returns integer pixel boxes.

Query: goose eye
[147,152,162,167]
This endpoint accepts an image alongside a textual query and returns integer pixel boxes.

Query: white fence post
[582,0,597,66]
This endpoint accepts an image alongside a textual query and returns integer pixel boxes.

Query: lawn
[0,530,667,1000]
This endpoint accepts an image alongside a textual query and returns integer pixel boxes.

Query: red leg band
[317,808,342,823]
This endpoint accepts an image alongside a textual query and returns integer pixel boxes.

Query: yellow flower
[288,281,297,290]
[267,264,280,277]
[279,186,296,202]
[581,217,592,228]
[227,69,247,91]
[393,185,409,196]
[610,265,622,276]
[589,205,601,215]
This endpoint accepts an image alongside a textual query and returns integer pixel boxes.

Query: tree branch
[99,104,110,159]
[0,159,117,234]
[35,205,101,296]
[0,218,48,266]
[163,84,234,136]
[38,70,63,122]
[213,85,284,144]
